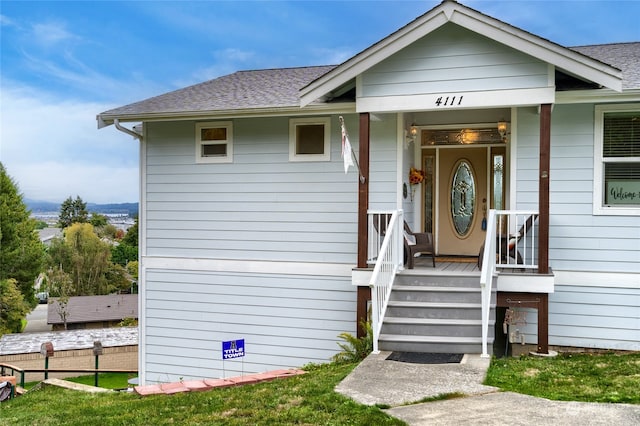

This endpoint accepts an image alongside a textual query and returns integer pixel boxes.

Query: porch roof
[300,0,623,106]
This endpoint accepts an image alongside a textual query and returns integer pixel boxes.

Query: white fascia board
[97,103,356,126]
[448,11,623,92]
[556,89,640,104]
[554,270,640,289]
[356,87,555,113]
[142,256,354,277]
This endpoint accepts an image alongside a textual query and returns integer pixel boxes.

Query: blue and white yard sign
[222,339,245,360]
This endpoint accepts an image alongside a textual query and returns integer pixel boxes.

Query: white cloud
[0,83,139,203]
[32,21,78,47]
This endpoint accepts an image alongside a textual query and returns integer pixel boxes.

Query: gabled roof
[48,294,138,325]
[299,0,623,106]
[98,1,634,125]
[98,66,336,126]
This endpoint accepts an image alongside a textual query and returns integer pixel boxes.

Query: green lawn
[5,352,639,425]
[3,363,405,426]
[485,351,640,404]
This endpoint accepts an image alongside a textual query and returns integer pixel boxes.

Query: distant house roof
[48,294,138,325]
[38,227,62,243]
[0,327,138,355]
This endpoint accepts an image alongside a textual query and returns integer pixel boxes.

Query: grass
[65,372,133,390]
[485,351,640,404]
[21,373,133,391]
[3,363,406,426]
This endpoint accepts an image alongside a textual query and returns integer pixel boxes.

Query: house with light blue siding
[98,1,639,385]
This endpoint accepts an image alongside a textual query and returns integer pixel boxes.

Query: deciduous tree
[47,223,111,295]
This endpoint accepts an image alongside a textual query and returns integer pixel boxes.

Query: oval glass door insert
[451,160,476,236]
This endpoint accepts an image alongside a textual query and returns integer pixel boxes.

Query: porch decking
[405,256,480,275]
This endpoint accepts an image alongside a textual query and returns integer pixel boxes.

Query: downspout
[112,117,144,382]
[114,119,143,141]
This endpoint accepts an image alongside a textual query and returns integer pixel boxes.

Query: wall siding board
[146,319,346,340]
[509,285,639,350]
[362,24,548,99]
[515,104,640,273]
[142,267,356,383]
[144,115,367,261]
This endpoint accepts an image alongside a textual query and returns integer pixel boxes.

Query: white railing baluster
[479,209,497,358]
[480,209,539,357]
[368,209,403,354]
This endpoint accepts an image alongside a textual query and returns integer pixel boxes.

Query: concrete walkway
[23,304,51,333]
[336,351,640,425]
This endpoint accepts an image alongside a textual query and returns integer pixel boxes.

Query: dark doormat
[386,352,464,364]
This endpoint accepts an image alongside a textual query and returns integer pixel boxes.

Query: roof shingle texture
[101,42,639,119]
[100,66,336,117]
[571,42,640,90]
[47,294,137,324]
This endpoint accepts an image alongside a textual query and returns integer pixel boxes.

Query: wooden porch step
[392,285,480,292]
[386,301,482,309]
[380,334,484,343]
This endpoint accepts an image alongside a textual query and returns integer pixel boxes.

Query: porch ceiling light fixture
[405,123,418,147]
[497,121,508,141]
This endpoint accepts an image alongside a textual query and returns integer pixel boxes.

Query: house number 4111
[435,96,463,106]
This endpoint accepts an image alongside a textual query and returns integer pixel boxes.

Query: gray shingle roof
[99,42,638,121]
[48,294,138,325]
[100,66,336,119]
[571,42,640,90]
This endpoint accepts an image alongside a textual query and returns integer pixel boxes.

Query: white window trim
[593,103,640,216]
[289,117,331,162]
[196,121,233,164]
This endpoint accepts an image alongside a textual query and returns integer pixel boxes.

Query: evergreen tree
[0,163,45,306]
[58,195,88,228]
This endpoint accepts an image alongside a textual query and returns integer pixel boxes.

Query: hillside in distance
[26,199,138,216]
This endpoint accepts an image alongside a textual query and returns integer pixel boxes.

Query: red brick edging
[134,369,305,396]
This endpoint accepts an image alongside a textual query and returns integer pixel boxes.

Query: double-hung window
[196,121,233,163]
[594,104,640,215]
[289,117,331,162]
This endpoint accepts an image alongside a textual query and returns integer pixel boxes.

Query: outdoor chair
[403,221,436,269]
[477,214,538,269]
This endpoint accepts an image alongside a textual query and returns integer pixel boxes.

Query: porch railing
[479,209,539,357]
[493,210,539,270]
[368,210,404,354]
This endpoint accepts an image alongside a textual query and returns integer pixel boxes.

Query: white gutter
[114,119,143,140]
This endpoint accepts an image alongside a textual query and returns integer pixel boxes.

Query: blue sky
[1,0,639,204]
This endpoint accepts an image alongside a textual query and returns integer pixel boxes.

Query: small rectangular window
[196,121,233,163]
[594,105,640,215]
[289,118,330,162]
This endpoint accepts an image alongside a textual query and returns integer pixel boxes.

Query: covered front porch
[355,208,554,358]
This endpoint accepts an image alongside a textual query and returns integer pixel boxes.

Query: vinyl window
[196,121,233,163]
[594,104,640,215]
[289,118,331,162]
